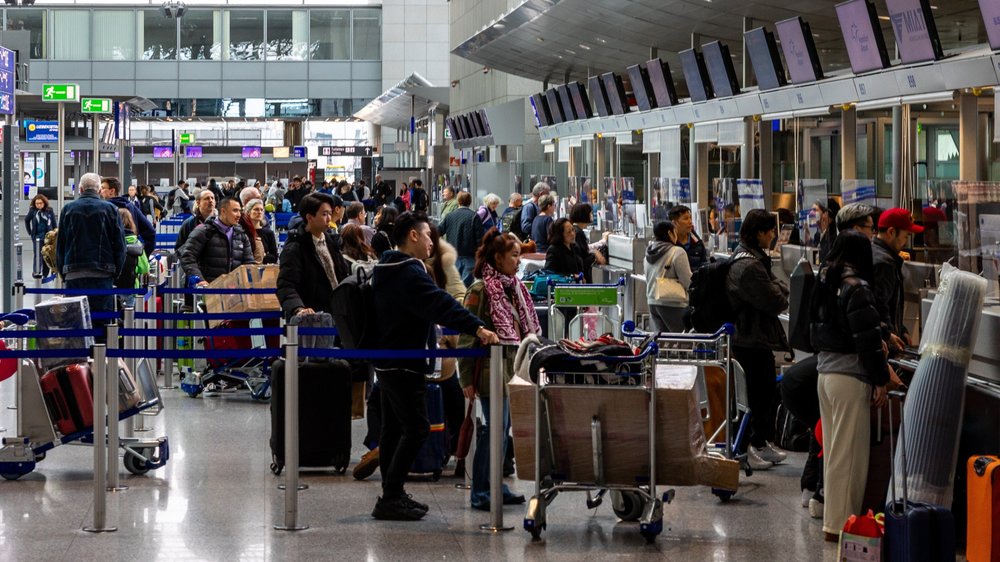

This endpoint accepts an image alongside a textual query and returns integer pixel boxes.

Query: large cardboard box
[509,363,740,491]
[203,270,243,327]
[234,264,280,312]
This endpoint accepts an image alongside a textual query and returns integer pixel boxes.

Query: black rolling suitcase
[270,358,353,475]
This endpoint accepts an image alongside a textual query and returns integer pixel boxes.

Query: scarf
[482,263,541,344]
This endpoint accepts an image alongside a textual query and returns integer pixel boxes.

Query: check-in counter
[607,234,649,326]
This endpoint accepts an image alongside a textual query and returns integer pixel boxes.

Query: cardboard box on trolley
[203,264,279,327]
[509,363,740,491]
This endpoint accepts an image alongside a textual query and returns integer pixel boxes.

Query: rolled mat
[892,264,986,508]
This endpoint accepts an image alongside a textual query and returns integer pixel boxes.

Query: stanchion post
[106,323,126,492]
[274,323,307,531]
[480,344,513,532]
[9,283,25,417]
[160,272,177,390]
[83,342,116,533]
[123,307,136,438]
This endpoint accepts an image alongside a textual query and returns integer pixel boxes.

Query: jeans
[377,370,429,499]
[439,375,466,455]
[32,237,49,279]
[456,255,476,287]
[65,277,114,342]
[471,395,514,507]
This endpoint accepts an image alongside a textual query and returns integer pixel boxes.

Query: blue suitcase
[884,390,957,561]
[410,383,448,480]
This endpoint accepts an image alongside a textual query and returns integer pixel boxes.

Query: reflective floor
[0,377,843,562]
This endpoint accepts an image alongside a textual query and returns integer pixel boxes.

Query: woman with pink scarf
[458,229,541,510]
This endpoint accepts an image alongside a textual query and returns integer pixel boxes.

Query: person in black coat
[544,217,584,276]
[277,192,351,319]
[179,198,255,284]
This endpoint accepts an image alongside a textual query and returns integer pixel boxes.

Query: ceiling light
[565,49,576,55]
[596,38,607,44]
[536,37,544,43]
[878,15,890,21]
[579,44,590,50]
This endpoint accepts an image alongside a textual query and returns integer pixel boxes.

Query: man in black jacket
[370,212,498,521]
[872,208,921,350]
[174,189,216,253]
[179,197,255,285]
[373,174,392,207]
[276,193,350,319]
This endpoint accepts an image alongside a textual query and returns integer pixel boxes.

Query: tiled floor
[0,378,842,561]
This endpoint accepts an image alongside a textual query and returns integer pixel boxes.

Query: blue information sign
[25,121,59,143]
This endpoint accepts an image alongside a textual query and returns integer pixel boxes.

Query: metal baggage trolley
[621,321,753,501]
[522,340,669,543]
[547,277,625,341]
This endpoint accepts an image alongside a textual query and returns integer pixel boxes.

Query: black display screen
[469,112,484,137]
[626,63,657,111]
[459,115,474,138]
[568,81,593,119]
[589,75,611,117]
[679,48,714,102]
[545,88,566,123]
[530,93,552,127]
[445,117,459,139]
[744,27,787,90]
[702,41,741,98]
[645,58,678,107]
[775,16,825,84]
[601,72,629,115]
[557,84,577,121]
[478,109,492,136]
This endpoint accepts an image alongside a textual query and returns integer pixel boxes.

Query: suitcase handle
[887,389,907,511]
[974,456,994,477]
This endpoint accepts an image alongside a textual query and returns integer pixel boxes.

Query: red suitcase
[40,363,94,436]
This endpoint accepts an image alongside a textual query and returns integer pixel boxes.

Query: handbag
[455,355,482,459]
[653,247,687,301]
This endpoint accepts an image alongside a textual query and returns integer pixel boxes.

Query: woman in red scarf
[458,229,541,510]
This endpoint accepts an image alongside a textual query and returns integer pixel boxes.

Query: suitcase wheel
[431,470,441,482]
[123,449,151,476]
[270,461,283,476]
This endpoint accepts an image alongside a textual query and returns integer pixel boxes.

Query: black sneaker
[371,496,425,521]
[401,493,429,513]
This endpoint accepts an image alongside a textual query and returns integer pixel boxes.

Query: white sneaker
[808,498,824,519]
[801,489,814,508]
[746,448,773,471]
[753,442,788,464]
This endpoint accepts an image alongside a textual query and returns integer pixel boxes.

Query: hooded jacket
[372,250,485,374]
[276,224,351,320]
[644,240,692,307]
[725,243,789,350]
[425,239,467,303]
[872,237,908,339]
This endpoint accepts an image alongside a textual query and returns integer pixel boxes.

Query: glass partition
[352,8,380,60]
[266,9,307,60]
[309,9,350,60]
[52,10,89,60]
[179,10,220,60]
[6,8,45,59]
[226,10,263,61]
[600,177,619,231]
[141,9,176,60]
[93,11,135,60]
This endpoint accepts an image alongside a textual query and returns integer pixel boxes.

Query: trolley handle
[621,321,734,340]
[547,272,586,286]
[0,310,34,324]
[576,340,659,364]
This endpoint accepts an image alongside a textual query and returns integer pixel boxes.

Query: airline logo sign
[42,83,79,102]
[81,97,112,114]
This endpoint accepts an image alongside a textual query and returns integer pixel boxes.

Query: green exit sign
[41,83,79,102]
[81,97,112,114]
[179,133,194,144]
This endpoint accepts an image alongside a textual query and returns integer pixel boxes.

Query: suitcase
[884,390,957,562]
[410,383,448,479]
[116,360,142,412]
[269,358,353,475]
[862,402,899,514]
[967,455,1000,562]
[39,363,94,436]
[205,319,281,369]
[288,312,336,354]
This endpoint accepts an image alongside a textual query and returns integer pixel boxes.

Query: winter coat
[175,211,210,252]
[644,240,692,307]
[109,196,156,255]
[425,239,467,303]
[725,243,789,351]
[476,205,498,232]
[25,207,56,240]
[544,243,584,276]
[179,218,255,283]
[457,280,518,398]
[258,225,279,264]
[872,237,908,339]
[438,207,484,258]
[276,224,351,320]
[682,232,710,270]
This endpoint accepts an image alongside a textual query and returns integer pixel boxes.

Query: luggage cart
[547,277,624,341]
[621,321,753,501]
[522,341,670,543]
[0,312,170,480]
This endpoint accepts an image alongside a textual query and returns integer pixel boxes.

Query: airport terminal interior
[1,0,1000,560]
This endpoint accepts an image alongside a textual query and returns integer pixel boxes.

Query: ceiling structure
[353,73,449,130]
[452,0,987,98]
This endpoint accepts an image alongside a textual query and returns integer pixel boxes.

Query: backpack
[115,241,144,289]
[329,268,376,349]
[526,270,578,302]
[686,252,752,333]
[786,258,816,352]
[503,208,524,238]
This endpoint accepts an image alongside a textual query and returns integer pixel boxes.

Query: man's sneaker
[353,448,380,481]
[809,498,824,519]
[753,442,788,464]
[746,448,773,471]
[371,496,425,521]
[801,489,814,508]
[401,493,429,513]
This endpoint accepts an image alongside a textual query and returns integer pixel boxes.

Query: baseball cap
[877,207,924,233]
[836,203,876,230]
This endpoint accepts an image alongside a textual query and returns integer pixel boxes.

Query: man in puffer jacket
[179,197,255,284]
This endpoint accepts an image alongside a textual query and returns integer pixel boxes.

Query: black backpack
[686,252,752,333]
[786,258,816,352]
[504,208,525,239]
[329,268,376,349]
[114,242,144,289]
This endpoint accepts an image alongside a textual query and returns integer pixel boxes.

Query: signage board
[41,83,79,102]
[24,121,59,143]
[319,146,373,157]
[81,97,112,114]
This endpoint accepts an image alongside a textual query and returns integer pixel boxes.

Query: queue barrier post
[122,307,137,438]
[105,323,127,492]
[83,342,116,533]
[480,344,513,533]
[274,323,308,532]
[161,269,180,390]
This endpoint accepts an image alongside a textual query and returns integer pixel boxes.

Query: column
[959,92,978,181]
[841,106,857,181]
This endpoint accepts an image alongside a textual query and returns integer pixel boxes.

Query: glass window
[266,10,308,61]
[93,11,135,61]
[6,9,45,60]
[352,9,380,60]
[309,9,349,60]
[226,10,262,61]
[140,9,176,60]
[179,10,220,60]
[52,10,90,60]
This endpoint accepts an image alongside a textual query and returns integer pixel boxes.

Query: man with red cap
[872,208,923,350]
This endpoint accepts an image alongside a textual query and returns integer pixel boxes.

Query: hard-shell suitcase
[884,390,957,562]
[288,312,336,355]
[116,360,142,412]
[269,358,352,475]
[39,363,94,436]
[967,455,1000,562]
[410,383,448,479]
